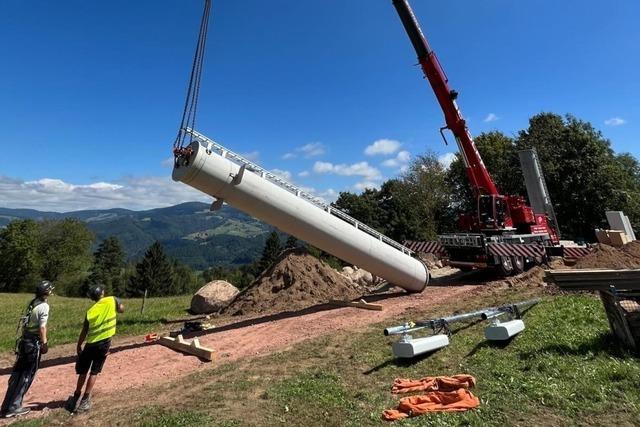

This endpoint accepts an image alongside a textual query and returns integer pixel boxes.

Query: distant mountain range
[0,202,275,270]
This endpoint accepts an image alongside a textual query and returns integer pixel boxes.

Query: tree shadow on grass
[518,332,636,359]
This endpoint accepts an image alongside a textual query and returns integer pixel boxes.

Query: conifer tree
[256,231,282,275]
[87,236,125,295]
[128,241,173,297]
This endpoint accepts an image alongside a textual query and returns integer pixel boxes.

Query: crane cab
[458,195,514,232]
[478,195,512,231]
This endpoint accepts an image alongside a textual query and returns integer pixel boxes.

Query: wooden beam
[329,299,383,311]
[545,269,640,291]
[158,334,214,361]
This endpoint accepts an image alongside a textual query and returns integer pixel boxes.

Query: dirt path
[1,272,478,422]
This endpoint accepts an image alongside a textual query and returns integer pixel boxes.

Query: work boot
[65,394,80,413]
[76,396,91,413]
[3,407,31,418]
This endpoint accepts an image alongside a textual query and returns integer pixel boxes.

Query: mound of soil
[575,242,640,269]
[222,248,365,316]
[623,240,640,259]
[482,266,547,290]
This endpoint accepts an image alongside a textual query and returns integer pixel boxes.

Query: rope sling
[173,0,212,161]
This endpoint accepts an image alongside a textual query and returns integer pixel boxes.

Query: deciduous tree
[0,220,42,292]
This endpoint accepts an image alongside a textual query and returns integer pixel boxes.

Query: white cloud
[353,181,380,192]
[312,161,381,180]
[319,188,338,199]
[483,113,499,123]
[0,175,210,212]
[364,139,401,156]
[271,169,292,181]
[298,142,325,158]
[397,151,411,162]
[381,150,411,169]
[438,152,457,169]
[298,170,310,177]
[283,142,326,160]
[313,161,334,174]
[381,159,398,168]
[605,117,626,126]
[241,151,260,162]
[25,178,124,193]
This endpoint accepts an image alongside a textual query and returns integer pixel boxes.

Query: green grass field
[13,289,640,426]
[0,293,192,353]
[135,294,640,426]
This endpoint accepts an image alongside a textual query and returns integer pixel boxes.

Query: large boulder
[341,266,375,287]
[190,280,239,314]
[419,253,443,269]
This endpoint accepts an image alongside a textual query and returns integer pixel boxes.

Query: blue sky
[0,0,638,211]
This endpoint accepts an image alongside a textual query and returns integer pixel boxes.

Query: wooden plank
[545,269,640,291]
[158,334,214,361]
[329,299,383,311]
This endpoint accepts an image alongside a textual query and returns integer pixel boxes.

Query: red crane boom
[392,0,498,197]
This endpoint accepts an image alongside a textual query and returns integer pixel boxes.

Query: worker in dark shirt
[65,285,124,413]
[1,281,54,419]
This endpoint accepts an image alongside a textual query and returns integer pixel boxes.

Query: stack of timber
[595,229,633,247]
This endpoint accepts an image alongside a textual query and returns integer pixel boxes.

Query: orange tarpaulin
[383,375,480,421]
[391,374,476,394]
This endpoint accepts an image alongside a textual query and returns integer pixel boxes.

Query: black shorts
[76,339,111,375]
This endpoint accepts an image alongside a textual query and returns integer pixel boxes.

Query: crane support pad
[487,243,545,258]
[403,240,447,256]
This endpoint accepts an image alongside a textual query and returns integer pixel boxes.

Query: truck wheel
[511,256,524,274]
[497,256,514,276]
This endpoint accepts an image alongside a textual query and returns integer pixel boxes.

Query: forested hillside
[0,202,272,269]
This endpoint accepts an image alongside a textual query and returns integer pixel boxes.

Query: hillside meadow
[0,293,192,353]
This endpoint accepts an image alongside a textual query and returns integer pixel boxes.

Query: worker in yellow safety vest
[65,285,124,413]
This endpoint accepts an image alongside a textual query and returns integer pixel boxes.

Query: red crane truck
[392,0,565,275]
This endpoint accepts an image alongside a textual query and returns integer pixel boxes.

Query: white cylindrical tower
[173,137,428,292]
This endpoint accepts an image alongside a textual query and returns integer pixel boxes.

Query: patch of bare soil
[222,248,364,316]
[575,242,640,269]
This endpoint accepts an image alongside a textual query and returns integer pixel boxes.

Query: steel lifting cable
[174,0,212,152]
